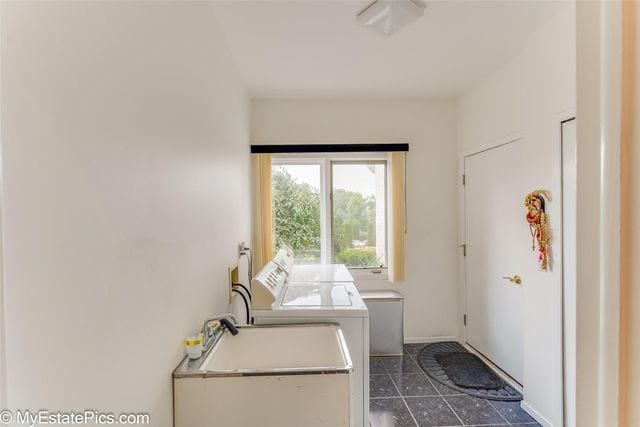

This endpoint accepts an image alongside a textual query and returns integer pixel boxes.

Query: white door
[464,139,531,384]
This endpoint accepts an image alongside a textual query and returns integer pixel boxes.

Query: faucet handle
[211,321,223,337]
[219,318,239,336]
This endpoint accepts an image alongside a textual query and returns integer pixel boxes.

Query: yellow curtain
[388,152,407,282]
[252,154,273,272]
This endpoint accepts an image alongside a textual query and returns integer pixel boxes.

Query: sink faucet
[201,314,239,353]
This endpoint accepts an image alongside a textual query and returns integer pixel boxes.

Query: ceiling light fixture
[356,0,425,37]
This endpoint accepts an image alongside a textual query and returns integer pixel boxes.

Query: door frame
[556,111,577,427]
[458,125,570,426]
[574,1,624,425]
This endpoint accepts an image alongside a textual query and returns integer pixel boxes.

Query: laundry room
[0,1,636,427]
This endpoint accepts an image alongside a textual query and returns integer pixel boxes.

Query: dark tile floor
[369,344,541,427]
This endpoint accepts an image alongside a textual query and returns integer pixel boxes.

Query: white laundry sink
[173,323,354,427]
[199,323,350,372]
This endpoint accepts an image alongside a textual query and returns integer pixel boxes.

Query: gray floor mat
[435,352,505,389]
[416,341,522,401]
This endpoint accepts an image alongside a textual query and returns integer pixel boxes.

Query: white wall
[0,2,251,426]
[457,5,575,427]
[252,98,459,341]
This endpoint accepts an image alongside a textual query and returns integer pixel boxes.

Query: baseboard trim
[521,400,553,427]
[404,336,459,344]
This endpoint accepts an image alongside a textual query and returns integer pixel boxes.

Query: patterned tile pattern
[369,343,542,427]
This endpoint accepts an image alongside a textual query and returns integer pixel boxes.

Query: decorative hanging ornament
[524,190,551,271]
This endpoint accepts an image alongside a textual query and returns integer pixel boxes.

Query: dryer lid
[281,284,352,307]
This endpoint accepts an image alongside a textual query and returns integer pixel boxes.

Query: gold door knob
[502,275,522,285]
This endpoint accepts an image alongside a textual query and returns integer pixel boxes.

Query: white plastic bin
[360,290,404,356]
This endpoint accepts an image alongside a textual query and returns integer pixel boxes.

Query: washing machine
[271,249,355,284]
[252,259,369,427]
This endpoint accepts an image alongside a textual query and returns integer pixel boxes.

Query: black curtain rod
[250,143,409,154]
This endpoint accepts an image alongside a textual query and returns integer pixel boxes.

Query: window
[272,163,322,264]
[272,157,387,269]
[332,162,386,267]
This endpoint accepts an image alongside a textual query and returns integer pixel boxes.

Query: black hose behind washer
[231,288,250,326]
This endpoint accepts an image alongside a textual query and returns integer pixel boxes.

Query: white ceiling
[212,0,568,99]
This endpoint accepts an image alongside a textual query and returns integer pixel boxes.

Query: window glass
[272,164,321,264]
[332,163,387,267]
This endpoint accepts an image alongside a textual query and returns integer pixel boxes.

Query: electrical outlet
[228,264,239,303]
[238,241,250,256]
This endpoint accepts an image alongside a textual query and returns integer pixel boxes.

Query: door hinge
[462,174,466,186]
[463,314,467,326]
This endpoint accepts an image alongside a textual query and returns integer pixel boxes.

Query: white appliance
[252,254,369,427]
[271,248,355,283]
[289,264,355,283]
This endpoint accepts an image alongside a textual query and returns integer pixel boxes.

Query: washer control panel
[272,248,294,275]
[252,261,288,309]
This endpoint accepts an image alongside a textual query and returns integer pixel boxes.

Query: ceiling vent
[356,0,425,37]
